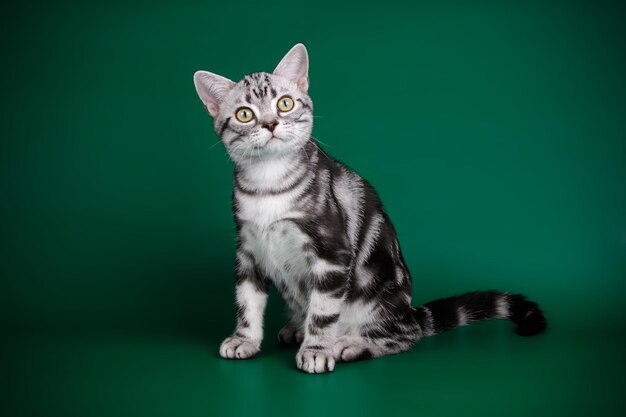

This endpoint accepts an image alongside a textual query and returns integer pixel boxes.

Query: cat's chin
[227,132,310,165]
[230,144,296,165]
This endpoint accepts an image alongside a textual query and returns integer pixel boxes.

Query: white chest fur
[236,192,298,227]
[234,155,315,312]
[236,191,310,284]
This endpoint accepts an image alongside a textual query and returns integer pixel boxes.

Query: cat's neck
[234,140,318,193]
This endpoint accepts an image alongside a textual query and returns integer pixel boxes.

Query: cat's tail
[412,290,547,338]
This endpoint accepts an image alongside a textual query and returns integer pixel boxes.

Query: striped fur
[194,44,547,373]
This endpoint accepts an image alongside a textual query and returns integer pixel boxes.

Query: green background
[2,0,625,416]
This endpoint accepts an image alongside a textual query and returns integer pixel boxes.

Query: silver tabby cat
[193,44,547,374]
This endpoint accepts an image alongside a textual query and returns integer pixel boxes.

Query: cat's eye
[235,107,255,123]
[277,96,294,112]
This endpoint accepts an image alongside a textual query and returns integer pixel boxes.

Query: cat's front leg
[219,251,269,359]
[296,260,348,373]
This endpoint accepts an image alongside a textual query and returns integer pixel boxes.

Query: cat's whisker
[311,135,334,150]
[208,139,223,151]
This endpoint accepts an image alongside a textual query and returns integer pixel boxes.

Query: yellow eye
[277,96,294,112]
[235,107,255,123]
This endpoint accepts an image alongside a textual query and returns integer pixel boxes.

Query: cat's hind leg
[278,323,304,345]
[332,335,414,362]
[333,309,421,362]
[275,279,307,346]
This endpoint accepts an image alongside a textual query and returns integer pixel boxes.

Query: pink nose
[263,121,278,132]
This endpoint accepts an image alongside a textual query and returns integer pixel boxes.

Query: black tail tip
[508,294,548,337]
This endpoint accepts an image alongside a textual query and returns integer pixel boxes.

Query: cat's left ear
[273,43,309,92]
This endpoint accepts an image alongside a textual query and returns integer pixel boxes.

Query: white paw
[219,336,260,359]
[278,324,304,345]
[296,347,335,374]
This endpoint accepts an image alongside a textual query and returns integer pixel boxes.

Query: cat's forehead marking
[241,72,280,104]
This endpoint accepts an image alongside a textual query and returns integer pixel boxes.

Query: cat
[193,44,547,374]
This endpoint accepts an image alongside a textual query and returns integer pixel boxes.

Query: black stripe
[235,268,270,293]
[307,323,320,335]
[313,271,346,293]
[294,116,311,124]
[354,184,381,252]
[328,170,345,230]
[219,117,231,137]
[236,303,247,320]
[302,344,326,350]
[298,279,308,295]
[384,341,400,349]
[228,135,243,146]
[236,303,250,328]
[238,249,255,263]
[311,313,340,328]
[297,98,312,110]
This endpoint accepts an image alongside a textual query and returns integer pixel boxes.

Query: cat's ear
[193,71,235,117]
[273,43,309,92]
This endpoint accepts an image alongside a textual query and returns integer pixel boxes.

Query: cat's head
[193,44,313,164]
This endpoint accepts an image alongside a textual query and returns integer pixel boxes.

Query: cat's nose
[262,120,278,132]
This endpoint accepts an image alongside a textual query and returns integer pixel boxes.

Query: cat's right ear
[193,71,235,117]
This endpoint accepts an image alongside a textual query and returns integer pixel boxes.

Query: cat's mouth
[265,135,284,146]
[251,136,283,150]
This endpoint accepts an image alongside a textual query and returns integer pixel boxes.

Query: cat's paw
[219,336,260,359]
[296,346,335,374]
[333,337,377,362]
[334,343,373,362]
[278,324,303,345]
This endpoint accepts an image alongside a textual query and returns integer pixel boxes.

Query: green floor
[4,315,626,417]
[2,0,625,416]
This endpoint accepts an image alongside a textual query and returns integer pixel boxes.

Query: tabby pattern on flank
[193,44,547,374]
